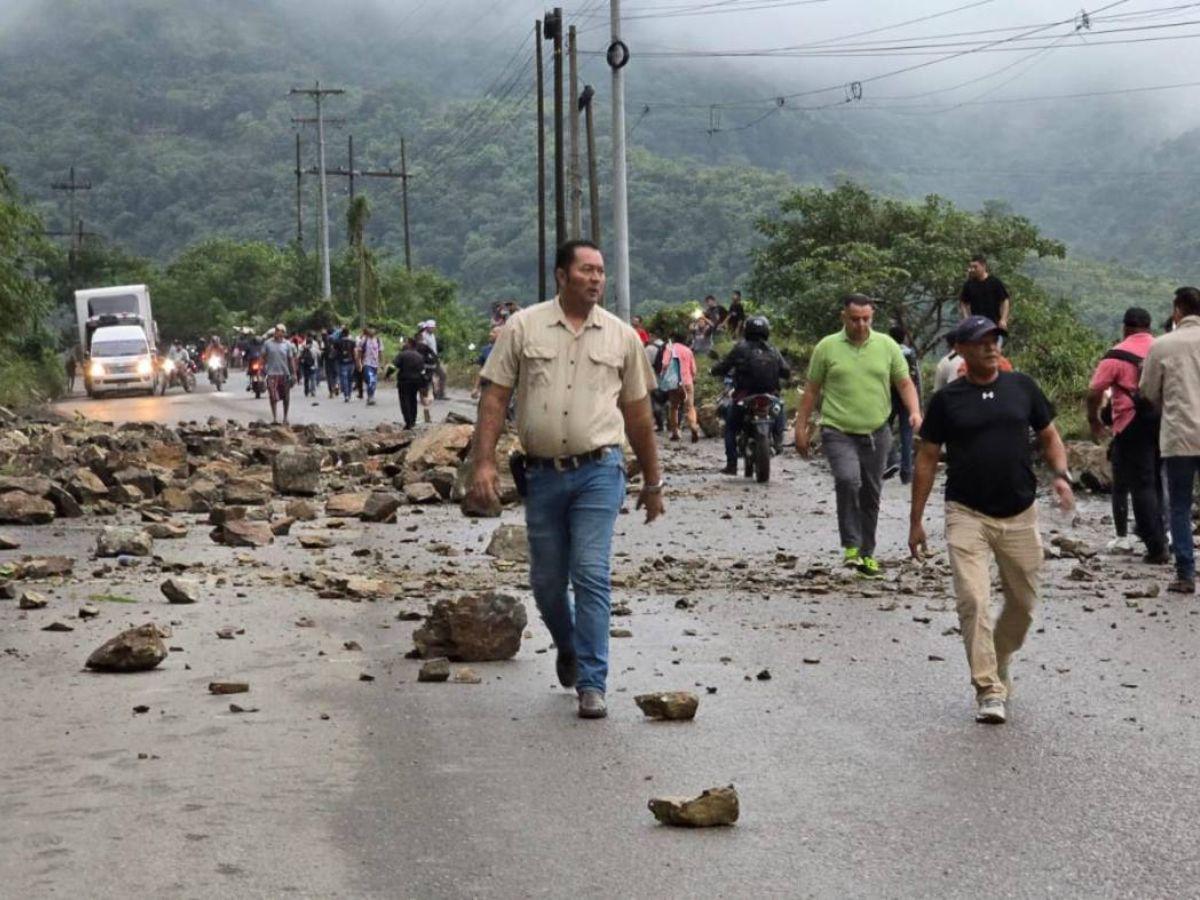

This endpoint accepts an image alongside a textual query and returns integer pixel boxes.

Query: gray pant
[821,425,891,557]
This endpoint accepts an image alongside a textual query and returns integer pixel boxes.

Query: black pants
[398,380,421,428]
[1111,418,1167,554]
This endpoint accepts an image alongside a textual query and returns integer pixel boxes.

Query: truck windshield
[87,295,140,318]
[92,341,148,358]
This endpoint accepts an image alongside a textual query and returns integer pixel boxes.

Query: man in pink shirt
[659,331,699,443]
[1086,307,1168,563]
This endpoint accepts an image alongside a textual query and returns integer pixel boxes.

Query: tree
[749,182,1066,356]
[0,167,52,329]
[346,195,379,328]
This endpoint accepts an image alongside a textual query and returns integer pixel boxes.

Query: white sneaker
[1106,536,1137,554]
[976,697,1007,724]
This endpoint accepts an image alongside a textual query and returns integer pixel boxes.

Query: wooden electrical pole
[401,137,412,272]
[568,25,582,239]
[50,166,92,259]
[536,19,547,303]
[610,0,631,321]
[581,85,601,247]
[547,7,566,249]
[294,133,304,247]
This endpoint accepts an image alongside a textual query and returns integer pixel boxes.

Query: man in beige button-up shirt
[469,240,664,720]
[1140,285,1200,594]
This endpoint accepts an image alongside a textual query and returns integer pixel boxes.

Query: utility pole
[50,166,92,260]
[609,0,631,321]
[294,133,303,247]
[290,82,345,299]
[348,134,356,201]
[536,19,547,302]
[400,137,412,272]
[568,25,582,239]
[546,7,565,249]
[581,86,601,247]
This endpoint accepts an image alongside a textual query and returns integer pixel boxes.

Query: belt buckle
[553,456,570,472]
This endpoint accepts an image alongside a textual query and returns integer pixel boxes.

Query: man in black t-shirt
[909,315,1074,726]
[958,254,1011,330]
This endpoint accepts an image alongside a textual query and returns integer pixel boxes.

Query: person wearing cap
[263,323,299,425]
[468,239,664,721]
[1140,286,1200,594]
[1086,307,1167,563]
[794,294,922,579]
[910,315,1073,725]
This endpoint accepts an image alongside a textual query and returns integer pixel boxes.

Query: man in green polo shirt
[795,294,923,577]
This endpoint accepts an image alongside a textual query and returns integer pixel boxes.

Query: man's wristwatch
[643,480,666,494]
[1052,469,1074,485]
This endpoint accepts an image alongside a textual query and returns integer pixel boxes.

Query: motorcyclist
[244,331,266,392]
[167,340,191,367]
[711,315,791,474]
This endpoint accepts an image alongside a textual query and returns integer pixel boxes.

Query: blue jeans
[363,365,378,399]
[887,398,914,482]
[338,362,355,401]
[524,448,626,694]
[1165,456,1200,579]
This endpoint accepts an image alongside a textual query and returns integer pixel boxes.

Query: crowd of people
[467,239,1200,730]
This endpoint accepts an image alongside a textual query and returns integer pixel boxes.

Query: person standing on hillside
[1086,307,1168,564]
[794,295,922,578]
[1140,286,1200,594]
[958,255,1011,332]
[726,290,747,338]
[469,239,664,721]
[910,315,1073,725]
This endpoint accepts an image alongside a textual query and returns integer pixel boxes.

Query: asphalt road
[2,391,1196,898]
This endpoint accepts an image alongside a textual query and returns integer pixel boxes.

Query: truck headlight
[136,358,153,376]
[89,360,105,378]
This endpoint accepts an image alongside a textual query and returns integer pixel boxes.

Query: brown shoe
[577,690,607,719]
[1167,577,1195,594]
[691,431,699,444]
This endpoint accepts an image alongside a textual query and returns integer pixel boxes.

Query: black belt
[525,446,613,471]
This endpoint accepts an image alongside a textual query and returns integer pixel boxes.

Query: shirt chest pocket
[587,346,624,392]
[522,344,559,385]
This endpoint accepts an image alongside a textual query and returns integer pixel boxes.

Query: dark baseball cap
[948,315,1006,345]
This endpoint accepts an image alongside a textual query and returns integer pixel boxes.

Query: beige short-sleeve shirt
[481,298,655,458]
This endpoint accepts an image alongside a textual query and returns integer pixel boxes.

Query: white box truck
[75,285,159,397]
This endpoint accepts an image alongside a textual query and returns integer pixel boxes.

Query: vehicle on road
[85,325,158,397]
[735,392,783,483]
[75,284,159,397]
[247,356,265,399]
[206,353,227,391]
[159,356,196,394]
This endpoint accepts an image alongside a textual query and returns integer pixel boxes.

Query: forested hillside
[0,0,1194,314]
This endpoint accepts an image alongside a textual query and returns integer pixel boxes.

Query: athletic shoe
[976,697,1007,724]
[1167,577,1196,594]
[577,690,607,719]
[1107,535,1137,554]
[882,462,900,480]
[843,547,863,569]
[858,556,883,579]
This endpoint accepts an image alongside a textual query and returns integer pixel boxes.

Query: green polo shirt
[807,329,909,434]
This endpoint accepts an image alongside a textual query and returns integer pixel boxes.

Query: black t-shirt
[959,275,1009,323]
[336,336,357,364]
[920,371,1053,518]
[704,305,728,325]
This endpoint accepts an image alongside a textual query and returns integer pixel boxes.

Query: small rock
[0,491,55,525]
[96,526,154,558]
[133,704,150,714]
[649,785,739,827]
[756,668,772,681]
[216,626,239,640]
[19,590,48,610]
[361,492,403,523]
[635,691,699,721]
[343,640,362,651]
[610,627,633,638]
[212,519,274,547]
[0,534,21,550]
[228,703,259,713]
[86,624,168,672]
[418,658,451,682]
[299,534,334,550]
[404,482,442,505]
[358,672,375,682]
[486,525,529,563]
[144,522,189,540]
[326,492,370,518]
[160,578,200,605]
[42,621,74,632]
[78,604,100,618]
[209,681,249,694]
[272,448,323,496]
[285,498,319,521]
[453,666,482,684]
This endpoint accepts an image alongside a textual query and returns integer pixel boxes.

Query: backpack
[1099,348,1158,427]
[658,350,682,392]
[739,344,780,394]
[300,346,315,367]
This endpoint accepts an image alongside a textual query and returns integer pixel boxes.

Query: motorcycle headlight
[89,360,105,378]
[162,358,176,373]
[208,355,223,369]
[136,358,153,377]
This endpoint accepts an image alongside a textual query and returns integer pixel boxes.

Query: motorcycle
[206,354,227,391]
[246,357,265,399]
[735,393,783,483]
[158,357,196,395]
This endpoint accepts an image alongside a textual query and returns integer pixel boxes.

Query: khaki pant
[945,502,1043,701]
[666,384,699,439]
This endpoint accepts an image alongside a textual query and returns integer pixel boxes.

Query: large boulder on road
[411,591,527,661]
[86,624,167,672]
[96,526,154,558]
[0,491,55,525]
[1067,442,1112,493]
[403,424,474,480]
[272,448,323,496]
